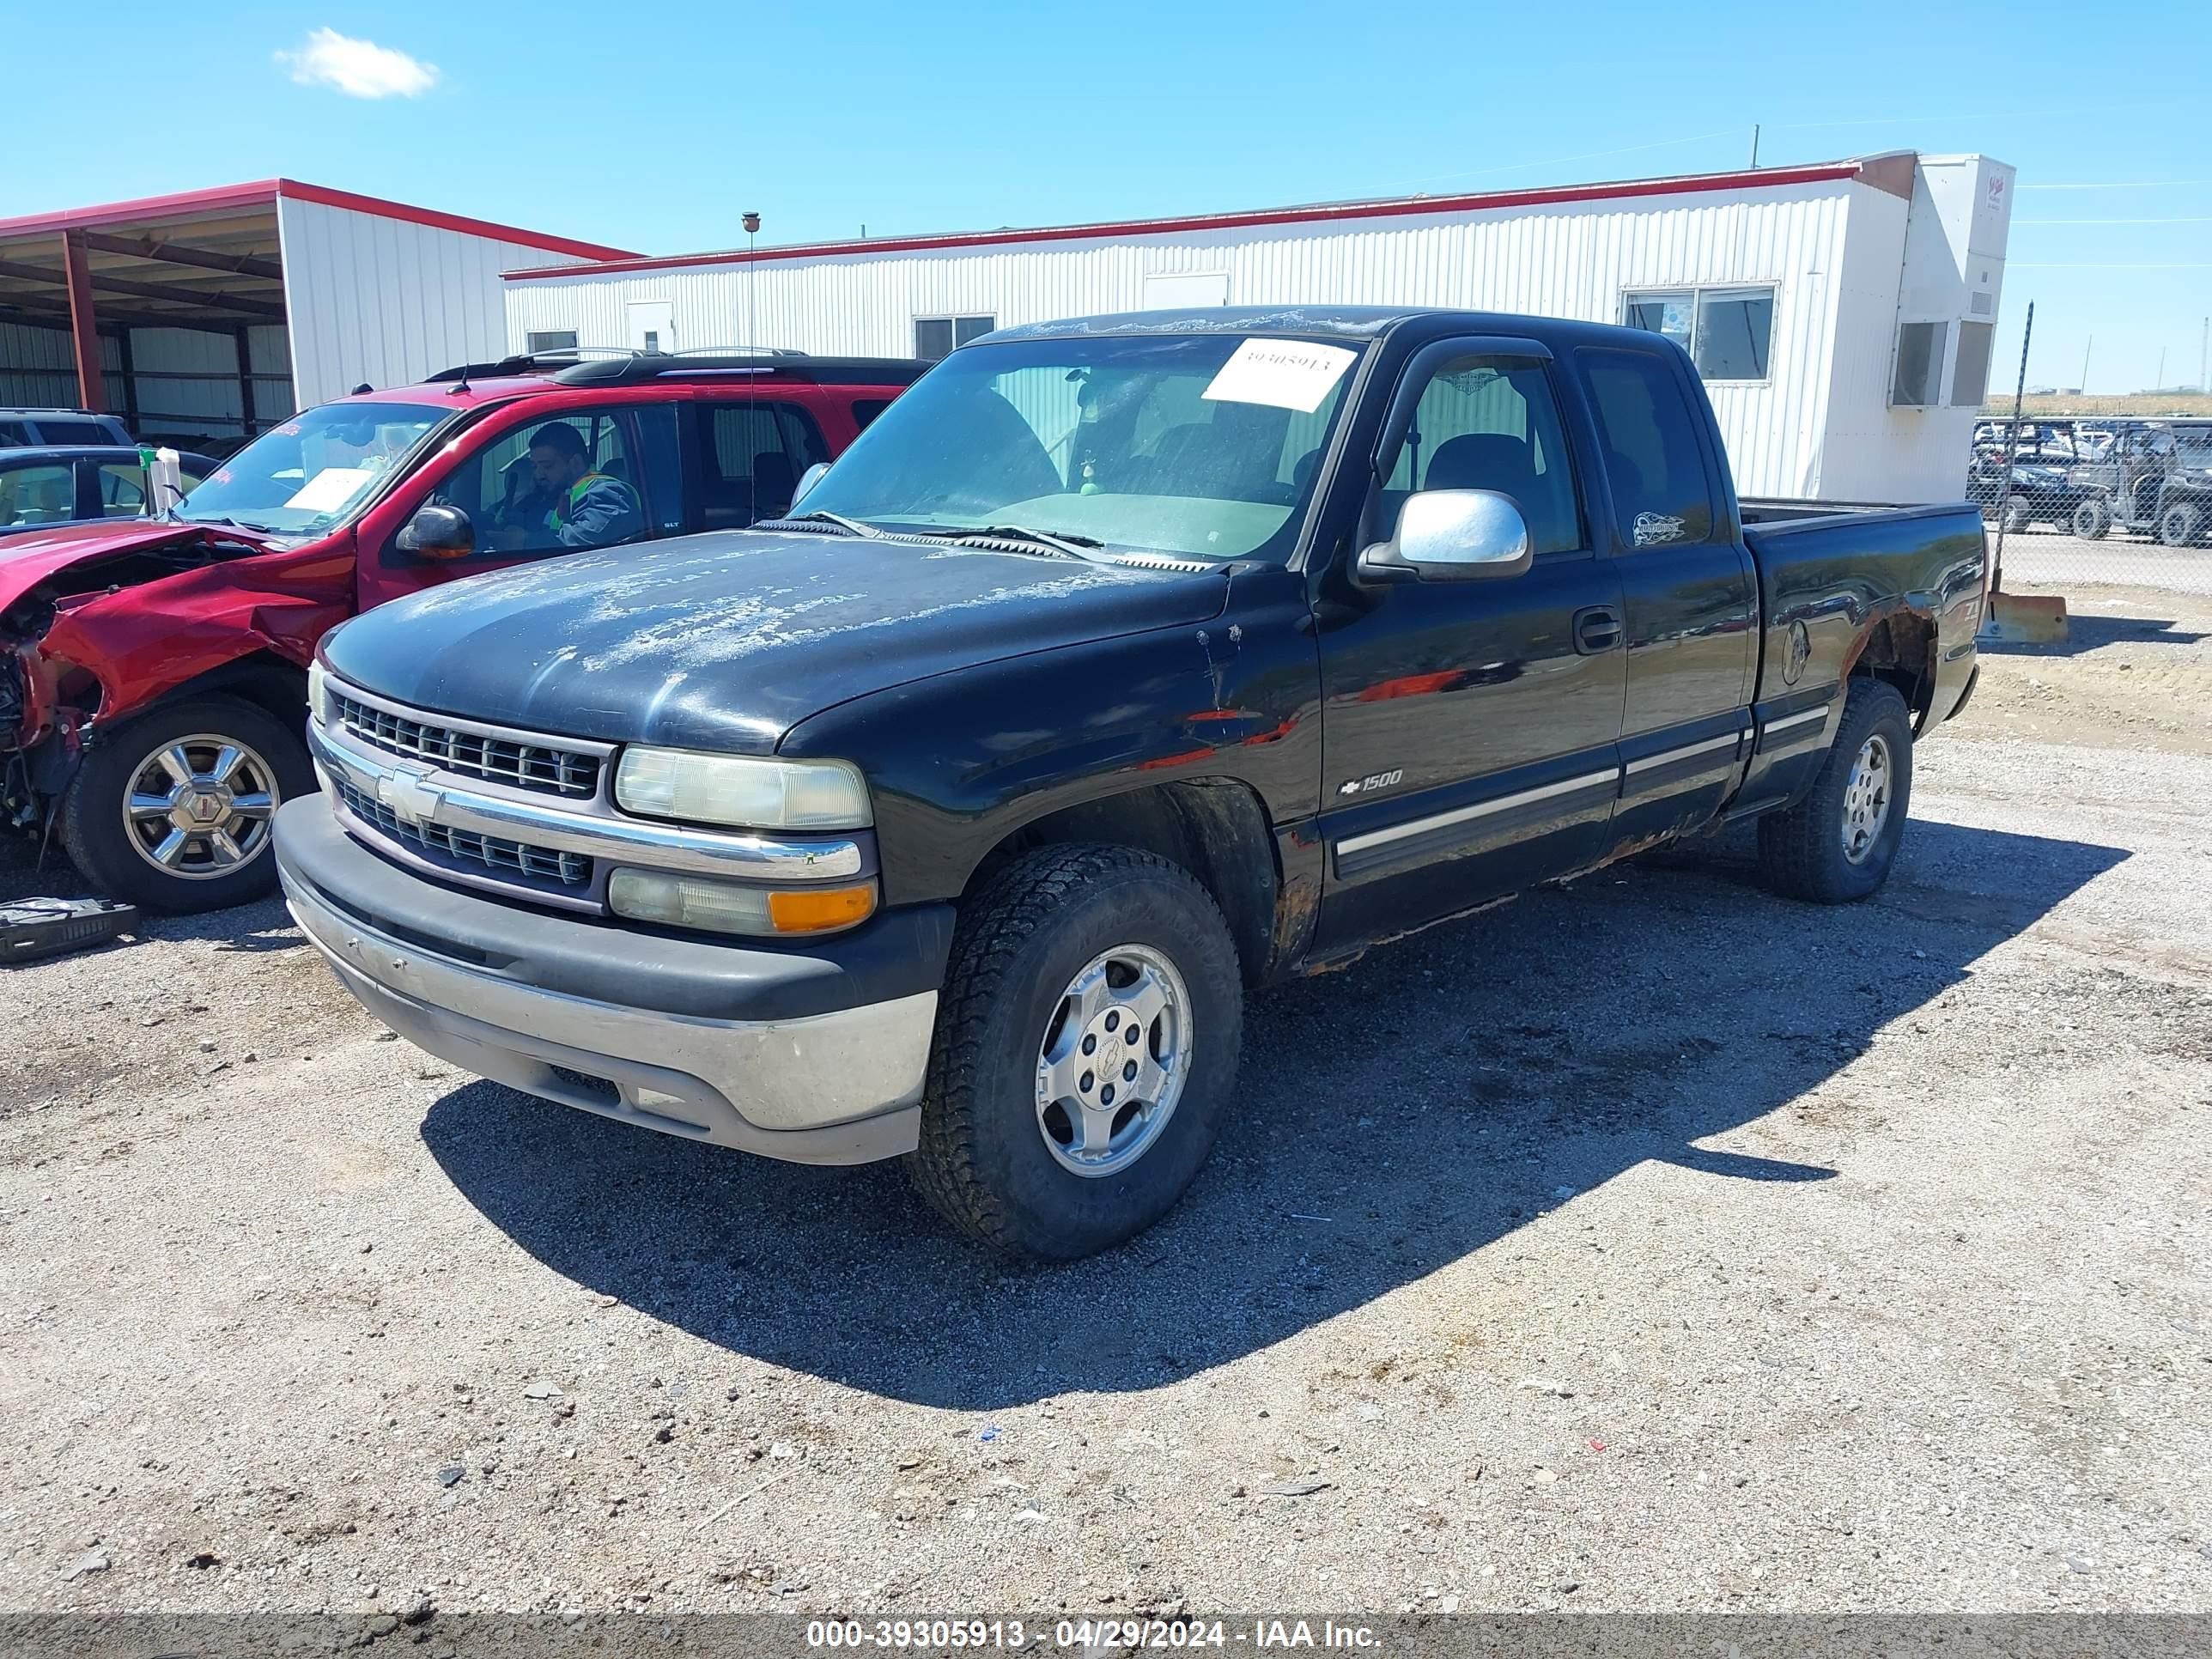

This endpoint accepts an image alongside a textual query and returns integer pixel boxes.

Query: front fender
[779,566,1322,907]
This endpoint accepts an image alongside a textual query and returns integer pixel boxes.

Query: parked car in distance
[2063,419,2212,544]
[276,305,1987,1260]
[0,349,926,912]
[1965,420,2104,533]
[0,446,218,535]
[0,408,134,448]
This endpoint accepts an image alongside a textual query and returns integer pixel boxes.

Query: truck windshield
[798,333,1364,562]
[173,402,446,536]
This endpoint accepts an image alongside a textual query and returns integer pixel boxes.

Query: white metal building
[0,180,634,448]
[504,152,2014,502]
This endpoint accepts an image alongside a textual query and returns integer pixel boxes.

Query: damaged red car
[0,352,923,912]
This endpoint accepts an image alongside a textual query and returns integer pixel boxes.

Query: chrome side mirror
[792,462,830,507]
[1357,489,1532,583]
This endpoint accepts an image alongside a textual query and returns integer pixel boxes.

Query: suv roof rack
[422,347,638,383]
[549,352,929,388]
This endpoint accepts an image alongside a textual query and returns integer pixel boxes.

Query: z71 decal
[1338,769,1404,797]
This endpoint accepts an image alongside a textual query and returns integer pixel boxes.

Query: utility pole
[1750,125,1760,168]
[2156,346,2166,392]
[1992,301,2033,592]
[2080,336,2092,393]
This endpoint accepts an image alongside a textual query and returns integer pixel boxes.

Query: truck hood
[0,519,274,616]
[320,528,1231,751]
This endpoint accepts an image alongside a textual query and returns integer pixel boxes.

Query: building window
[1622,286,1776,382]
[526,331,580,354]
[1950,322,1996,408]
[915,315,995,361]
[1891,321,1948,408]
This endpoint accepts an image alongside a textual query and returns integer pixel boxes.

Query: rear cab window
[1577,348,1718,549]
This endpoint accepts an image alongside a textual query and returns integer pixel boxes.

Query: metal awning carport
[0,180,634,439]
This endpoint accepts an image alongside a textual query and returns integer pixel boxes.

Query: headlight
[613,747,871,831]
[306,659,329,725]
[607,868,877,937]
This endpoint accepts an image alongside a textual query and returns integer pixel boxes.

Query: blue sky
[13,1,2209,394]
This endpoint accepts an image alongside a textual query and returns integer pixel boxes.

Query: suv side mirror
[395,502,476,561]
[792,461,830,507]
[1358,489,1531,583]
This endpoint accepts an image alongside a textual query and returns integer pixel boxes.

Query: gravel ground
[2,586,2209,1621]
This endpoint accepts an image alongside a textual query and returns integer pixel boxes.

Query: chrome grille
[333,776,592,891]
[332,691,599,799]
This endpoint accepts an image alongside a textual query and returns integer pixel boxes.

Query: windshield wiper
[767,510,883,539]
[944,523,1106,560]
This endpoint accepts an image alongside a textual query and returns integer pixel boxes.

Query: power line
[1389,129,1737,191]
[2009,262,2212,269]
[2018,179,2212,191]
[2013,216,2212,224]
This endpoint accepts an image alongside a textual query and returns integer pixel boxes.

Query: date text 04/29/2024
[803,1620,1382,1650]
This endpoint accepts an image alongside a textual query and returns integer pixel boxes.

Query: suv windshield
[799,332,1364,562]
[175,402,447,536]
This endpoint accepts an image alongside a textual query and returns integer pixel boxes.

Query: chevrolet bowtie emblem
[376,765,443,825]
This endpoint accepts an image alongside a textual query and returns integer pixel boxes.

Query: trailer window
[1624,287,1776,383]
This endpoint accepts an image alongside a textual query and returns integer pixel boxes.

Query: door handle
[1573,605,1624,654]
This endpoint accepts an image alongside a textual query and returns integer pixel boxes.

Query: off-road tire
[60,696,314,914]
[2159,503,2203,548]
[2000,496,2033,535]
[909,844,1244,1261]
[2071,498,2109,540]
[1756,678,1914,904]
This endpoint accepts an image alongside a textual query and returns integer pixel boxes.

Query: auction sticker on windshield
[283,466,377,513]
[1202,338,1358,413]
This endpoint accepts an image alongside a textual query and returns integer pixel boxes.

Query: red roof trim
[505,161,1865,283]
[0,179,636,262]
[272,181,637,261]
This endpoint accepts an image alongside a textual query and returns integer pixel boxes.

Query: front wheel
[2000,497,2033,535]
[2072,498,2109,540]
[1756,679,1914,904]
[60,696,314,914]
[909,844,1244,1260]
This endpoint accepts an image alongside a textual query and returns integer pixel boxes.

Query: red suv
[0,351,923,912]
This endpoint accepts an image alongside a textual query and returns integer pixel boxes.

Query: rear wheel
[2159,502,2203,548]
[2000,496,2033,535]
[60,696,313,914]
[909,844,1244,1260]
[1756,679,1914,904]
[2072,498,2109,540]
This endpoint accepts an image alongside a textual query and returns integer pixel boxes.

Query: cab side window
[1579,348,1717,549]
[417,407,649,562]
[0,462,76,526]
[1376,356,1583,556]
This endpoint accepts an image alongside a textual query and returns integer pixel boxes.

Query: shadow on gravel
[422,816,2127,1411]
[1978,611,2208,659]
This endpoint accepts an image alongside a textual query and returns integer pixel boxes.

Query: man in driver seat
[496,421,642,550]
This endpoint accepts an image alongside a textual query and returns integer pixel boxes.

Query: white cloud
[276,27,440,99]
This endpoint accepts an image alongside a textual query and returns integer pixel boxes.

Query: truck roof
[982,304,1658,350]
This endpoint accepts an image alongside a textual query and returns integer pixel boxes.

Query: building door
[627,300,676,356]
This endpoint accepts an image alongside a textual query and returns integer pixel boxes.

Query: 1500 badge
[1338,769,1403,797]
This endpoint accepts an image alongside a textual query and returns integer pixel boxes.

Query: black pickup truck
[272,306,1986,1259]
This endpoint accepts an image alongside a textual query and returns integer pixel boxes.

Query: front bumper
[276,799,953,1165]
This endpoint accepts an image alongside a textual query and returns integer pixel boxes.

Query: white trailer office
[504,151,2014,502]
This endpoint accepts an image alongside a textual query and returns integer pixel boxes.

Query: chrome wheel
[1839,732,1893,866]
[1034,943,1190,1179]
[120,733,281,880]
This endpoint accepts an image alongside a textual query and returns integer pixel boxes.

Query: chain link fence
[1970,406,2212,598]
